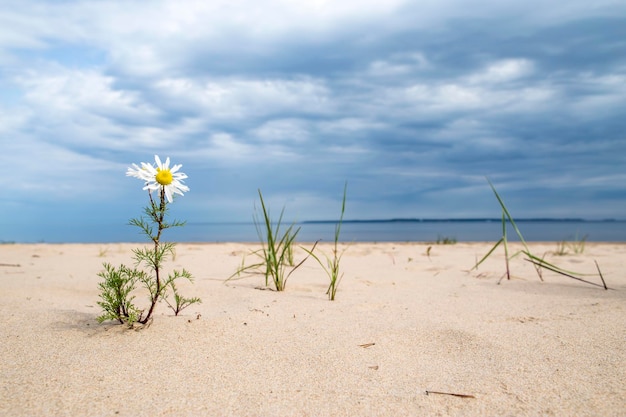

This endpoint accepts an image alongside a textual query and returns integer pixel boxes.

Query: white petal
[164,186,173,203]
[144,183,160,192]
[154,155,163,169]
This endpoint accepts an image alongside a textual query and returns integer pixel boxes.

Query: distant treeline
[300,218,620,224]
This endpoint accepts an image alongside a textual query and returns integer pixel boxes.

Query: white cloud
[366,52,431,77]
[319,117,386,133]
[208,132,254,158]
[154,77,332,119]
[403,83,484,111]
[467,59,535,84]
[0,105,28,134]
[2,135,123,198]
[251,118,311,142]
[19,69,158,119]
[0,0,409,77]
[11,68,170,152]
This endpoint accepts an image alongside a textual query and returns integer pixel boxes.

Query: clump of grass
[553,240,569,256]
[436,235,457,245]
[228,189,312,291]
[472,178,543,282]
[552,233,587,256]
[303,182,348,300]
[473,178,608,290]
[569,233,588,254]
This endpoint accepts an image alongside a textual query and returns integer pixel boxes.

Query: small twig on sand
[0,263,20,267]
[425,390,475,399]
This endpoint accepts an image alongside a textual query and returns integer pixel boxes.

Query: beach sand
[1,242,625,416]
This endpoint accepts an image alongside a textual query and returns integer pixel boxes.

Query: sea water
[8,219,625,243]
[173,219,626,243]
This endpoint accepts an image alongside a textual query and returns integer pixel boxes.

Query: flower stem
[141,187,167,324]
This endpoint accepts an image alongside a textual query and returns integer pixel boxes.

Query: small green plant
[228,189,312,291]
[165,279,202,316]
[473,178,607,289]
[553,234,587,256]
[436,235,457,244]
[97,263,143,324]
[97,155,201,326]
[304,182,348,300]
[472,178,543,282]
[569,233,587,254]
[553,240,569,256]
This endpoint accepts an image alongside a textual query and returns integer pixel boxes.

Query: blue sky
[1,0,625,242]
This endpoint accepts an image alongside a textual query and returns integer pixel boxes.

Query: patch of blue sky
[14,42,107,69]
[0,84,22,105]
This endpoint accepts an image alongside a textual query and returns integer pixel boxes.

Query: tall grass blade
[486,178,543,281]
[473,237,504,270]
[302,182,348,300]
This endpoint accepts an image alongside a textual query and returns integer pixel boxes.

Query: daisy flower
[126,155,190,203]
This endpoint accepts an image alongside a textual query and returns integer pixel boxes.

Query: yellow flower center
[156,168,173,185]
